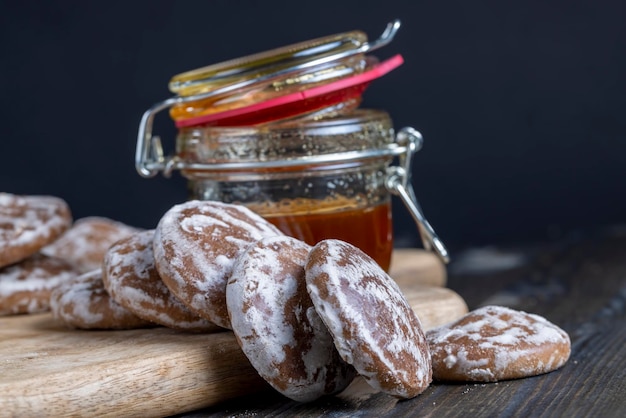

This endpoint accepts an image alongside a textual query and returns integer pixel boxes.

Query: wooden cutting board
[0,250,466,417]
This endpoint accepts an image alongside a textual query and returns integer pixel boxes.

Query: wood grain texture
[0,319,268,417]
[390,249,447,287]
[0,249,463,417]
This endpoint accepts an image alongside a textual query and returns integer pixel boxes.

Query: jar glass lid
[168,30,369,97]
[167,20,402,126]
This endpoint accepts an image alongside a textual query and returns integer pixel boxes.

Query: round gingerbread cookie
[153,200,284,329]
[227,235,355,402]
[426,305,571,382]
[50,270,154,330]
[0,253,77,315]
[42,216,141,273]
[103,230,222,332]
[0,193,72,269]
[305,239,432,399]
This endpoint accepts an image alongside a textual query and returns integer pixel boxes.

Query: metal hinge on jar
[386,127,449,263]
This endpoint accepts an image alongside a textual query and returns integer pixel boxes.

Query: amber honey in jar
[255,198,392,272]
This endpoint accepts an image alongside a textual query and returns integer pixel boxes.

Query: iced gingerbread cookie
[0,253,77,315]
[227,236,355,402]
[50,270,153,330]
[42,216,141,273]
[103,230,221,332]
[153,200,283,329]
[0,193,72,268]
[305,239,432,399]
[426,305,571,382]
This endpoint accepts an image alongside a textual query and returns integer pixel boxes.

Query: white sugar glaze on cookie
[0,253,77,315]
[227,236,355,402]
[426,305,571,382]
[153,200,284,329]
[0,193,72,268]
[103,230,221,332]
[50,270,153,330]
[42,216,141,273]
[305,239,432,399]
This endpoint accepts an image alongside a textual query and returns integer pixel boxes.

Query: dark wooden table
[179,228,626,417]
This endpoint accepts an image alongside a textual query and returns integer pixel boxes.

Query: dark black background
[1,1,624,252]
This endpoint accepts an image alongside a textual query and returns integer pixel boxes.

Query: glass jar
[177,109,395,270]
[135,19,449,268]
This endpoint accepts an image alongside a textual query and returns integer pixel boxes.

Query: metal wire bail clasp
[386,127,450,263]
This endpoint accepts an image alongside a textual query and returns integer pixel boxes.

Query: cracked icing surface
[426,305,571,382]
[0,193,72,268]
[227,236,355,402]
[50,270,153,330]
[0,253,77,315]
[305,239,432,399]
[153,200,283,329]
[42,216,141,273]
[103,230,221,332]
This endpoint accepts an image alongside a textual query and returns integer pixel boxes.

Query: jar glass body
[176,109,396,270]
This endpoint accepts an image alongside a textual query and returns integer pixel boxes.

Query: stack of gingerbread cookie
[48,199,434,400]
[2,193,572,402]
